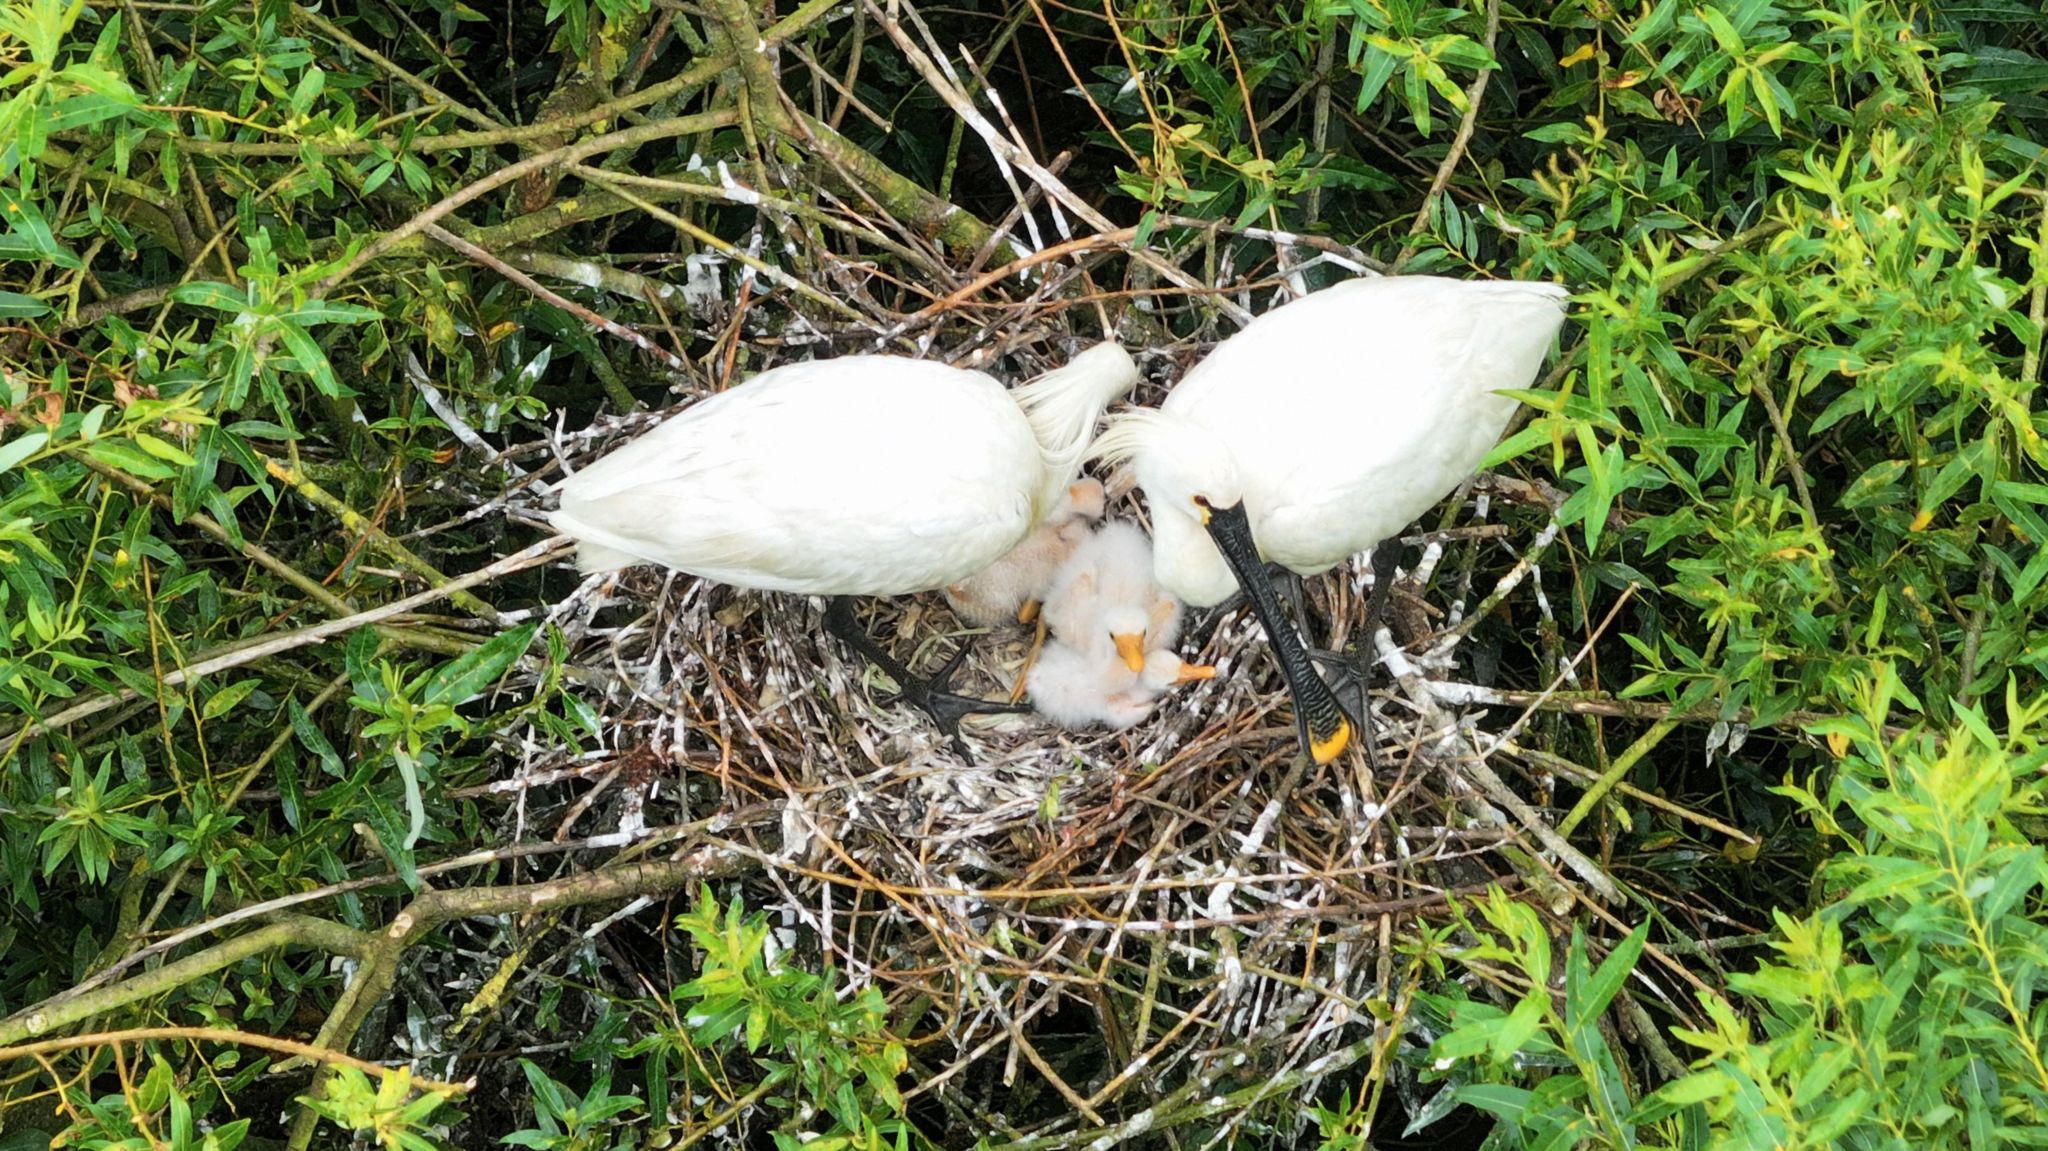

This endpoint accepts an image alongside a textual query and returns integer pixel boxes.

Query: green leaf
[43,92,135,132]
[0,289,48,317]
[132,432,196,466]
[0,430,48,475]
[169,281,252,312]
[421,622,537,707]
[289,697,344,777]
[285,299,382,325]
[201,677,260,721]
[1573,922,1649,1027]
[271,320,343,397]
[85,438,180,479]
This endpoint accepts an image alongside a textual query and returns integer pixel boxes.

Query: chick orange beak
[1174,661,1217,685]
[1018,599,1041,625]
[1113,633,1146,673]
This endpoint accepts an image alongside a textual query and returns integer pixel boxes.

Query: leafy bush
[0,0,2044,1146]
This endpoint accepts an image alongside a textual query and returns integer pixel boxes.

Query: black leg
[824,597,1030,757]
[1360,542,1402,650]
[1306,541,1404,771]
[1188,565,1305,652]
[1201,503,1355,765]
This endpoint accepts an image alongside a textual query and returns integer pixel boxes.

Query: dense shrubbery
[1,0,2044,1146]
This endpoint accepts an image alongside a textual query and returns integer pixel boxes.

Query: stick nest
[469,227,1616,1144]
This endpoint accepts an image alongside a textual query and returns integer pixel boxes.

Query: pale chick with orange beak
[1027,518,1213,731]
[943,478,1107,628]
[1028,645,1214,730]
[1043,520,1183,674]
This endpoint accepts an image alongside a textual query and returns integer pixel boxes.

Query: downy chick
[944,478,1107,628]
[1028,644,1216,731]
[1042,519,1183,674]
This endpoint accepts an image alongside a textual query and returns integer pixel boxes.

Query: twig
[0,1026,467,1095]
[0,917,371,1045]
[286,841,755,1150]
[425,222,689,370]
[1376,631,1624,904]
[862,0,1251,322]
[294,9,500,132]
[261,450,506,621]
[1499,741,1755,844]
[315,109,738,294]
[181,0,843,159]
[52,810,775,1005]
[1397,0,1502,265]
[0,537,571,745]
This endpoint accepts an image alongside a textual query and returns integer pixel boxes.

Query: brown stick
[0,1026,467,1095]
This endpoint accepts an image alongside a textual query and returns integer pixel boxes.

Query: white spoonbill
[551,343,1140,751]
[1028,644,1216,731]
[1091,275,1571,765]
[943,477,1106,628]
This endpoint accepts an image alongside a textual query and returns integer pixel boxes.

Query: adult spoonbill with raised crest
[1091,275,1571,765]
[551,343,1140,753]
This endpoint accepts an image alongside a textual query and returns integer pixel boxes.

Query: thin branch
[1398,0,1502,265]
[0,917,371,1046]
[0,537,571,746]
[314,109,738,294]
[0,1026,467,1095]
[425,222,688,370]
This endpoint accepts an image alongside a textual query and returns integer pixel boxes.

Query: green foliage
[501,1060,643,1151]
[1412,891,1659,1149]
[1,0,2046,1144]
[637,888,917,1151]
[1641,670,2048,1149]
[1384,677,2048,1150]
[297,1066,458,1151]
[51,1053,253,1151]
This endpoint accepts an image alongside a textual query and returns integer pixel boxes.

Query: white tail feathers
[1012,341,1139,512]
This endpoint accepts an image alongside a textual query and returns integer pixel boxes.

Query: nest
[433,41,1625,1132]
[467,255,1620,1143]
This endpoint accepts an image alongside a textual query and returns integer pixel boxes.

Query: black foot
[883,641,1032,758]
[824,598,1028,757]
[1309,646,1371,728]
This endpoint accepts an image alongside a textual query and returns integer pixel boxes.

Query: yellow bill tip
[1174,661,1218,685]
[1310,718,1353,765]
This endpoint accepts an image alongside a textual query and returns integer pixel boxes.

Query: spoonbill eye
[1191,494,1212,509]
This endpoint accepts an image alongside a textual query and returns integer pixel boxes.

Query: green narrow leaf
[0,289,49,317]
[132,431,196,466]
[271,320,343,397]
[1577,922,1650,1025]
[0,430,49,475]
[169,280,252,311]
[201,677,260,721]
[422,622,538,707]
[84,438,180,479]
[289,697,345,777]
